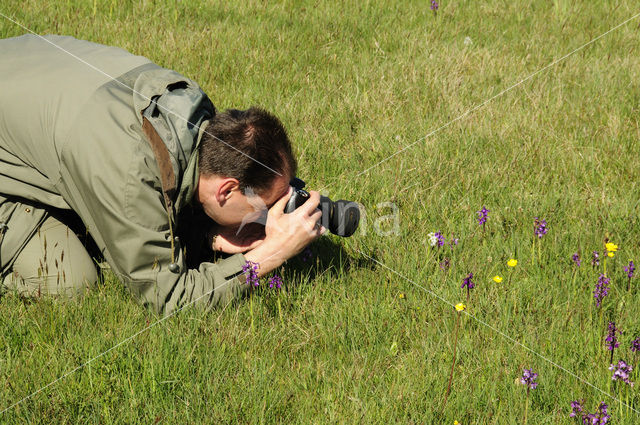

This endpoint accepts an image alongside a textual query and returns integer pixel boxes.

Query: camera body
[284,178,360,237]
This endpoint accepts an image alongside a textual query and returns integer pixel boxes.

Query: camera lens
[320,196,360,237]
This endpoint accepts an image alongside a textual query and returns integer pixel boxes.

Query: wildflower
[605,242,618,258]
[434,232,445,247]
[631,337,640,353]
[593,274,610,307]
[605,322,620,363]
[493,275,503,283]
[609,360,634,387]
[427,232,438,247]
[398,293,405,299]
[430,0,439,12]
[605,322,620,351]
[520,368,537,425]
[533,217,547,238]
[624,260,635,291]
[453,421,460,425]
[477,206,489,227]
[242,260,260,287]
[569,399,584,418]
[454,303,466,312]
[572,253,581,267]
[450,236,459,246]
[583,402,610,424]
[624,260,635,278]
[439,258,450,271]
[461,273,475,290]
[591,251,600,267]
[520,369,538,390]
[268,275,282,289]
[507,259,517,267]
[463,36,473,46]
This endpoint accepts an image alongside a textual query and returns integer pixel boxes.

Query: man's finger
[297,191,321,216]
[309,208,322,224]
[246,238,265,250]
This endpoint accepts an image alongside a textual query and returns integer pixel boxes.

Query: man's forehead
[265,175,291,206]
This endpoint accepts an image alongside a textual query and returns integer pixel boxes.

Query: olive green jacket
[0,34,249,315]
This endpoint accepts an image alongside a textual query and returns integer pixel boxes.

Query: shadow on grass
[279,236,379,285]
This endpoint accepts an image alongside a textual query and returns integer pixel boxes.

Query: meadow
[1,0,640,423]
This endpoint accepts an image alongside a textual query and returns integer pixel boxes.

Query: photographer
[0,34,324,315]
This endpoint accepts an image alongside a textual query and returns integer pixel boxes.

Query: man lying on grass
[0,34,325,315]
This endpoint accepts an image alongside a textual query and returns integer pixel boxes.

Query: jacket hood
[133,67,215,211]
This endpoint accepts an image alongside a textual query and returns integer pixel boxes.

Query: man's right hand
[244,187,326,276]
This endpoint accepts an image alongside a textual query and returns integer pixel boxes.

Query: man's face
[197,173,291,228]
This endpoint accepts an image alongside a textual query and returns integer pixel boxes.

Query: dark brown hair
[198,107,297,194]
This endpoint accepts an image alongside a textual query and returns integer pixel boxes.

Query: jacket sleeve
[56,103,250,316]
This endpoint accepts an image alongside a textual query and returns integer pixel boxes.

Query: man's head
[196,107,297,227]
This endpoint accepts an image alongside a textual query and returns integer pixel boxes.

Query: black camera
[284,178,360,237]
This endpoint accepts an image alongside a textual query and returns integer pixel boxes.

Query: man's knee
[2,215,98,297]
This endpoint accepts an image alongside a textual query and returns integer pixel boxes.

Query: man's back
[0,34,151,209]
[0,35,252,314]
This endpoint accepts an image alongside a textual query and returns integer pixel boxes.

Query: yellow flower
[605,242,618,252]
[454,303,466,312]
[507,259,517,267]
[454,421,460,425]
[607,251,615,258]
[493,275,503,283]
[398,293,405,299]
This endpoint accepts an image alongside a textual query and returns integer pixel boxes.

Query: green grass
[1,0,640,423]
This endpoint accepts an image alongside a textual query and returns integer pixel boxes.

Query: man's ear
[216,178,240,202]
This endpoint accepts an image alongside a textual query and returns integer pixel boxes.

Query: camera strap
[142,116,178,269]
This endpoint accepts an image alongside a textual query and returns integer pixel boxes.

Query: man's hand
[209,222,266,254]
[244,187,326,276]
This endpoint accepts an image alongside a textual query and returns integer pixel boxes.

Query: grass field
[2,0,640,423]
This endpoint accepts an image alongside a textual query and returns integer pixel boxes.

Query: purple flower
[572,253,581,267]
[451,237,459,246]
[591,251,600,267]
[569,399,584,418]
[268,275,283,289]
[593,274,610,307]
[461,272,475,290]
[605,322,620,352]
[242,260,260,287]
[624,260,635,279]
[533,217,547,239]
[609,360,634,387]
[631,337,640,353]
[434,232,445,247]
[430,0,439,11]
[583,402,610,424]
[520,368,538,390]
[477,206,489,226]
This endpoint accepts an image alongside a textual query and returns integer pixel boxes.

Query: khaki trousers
[1,215,97,297]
